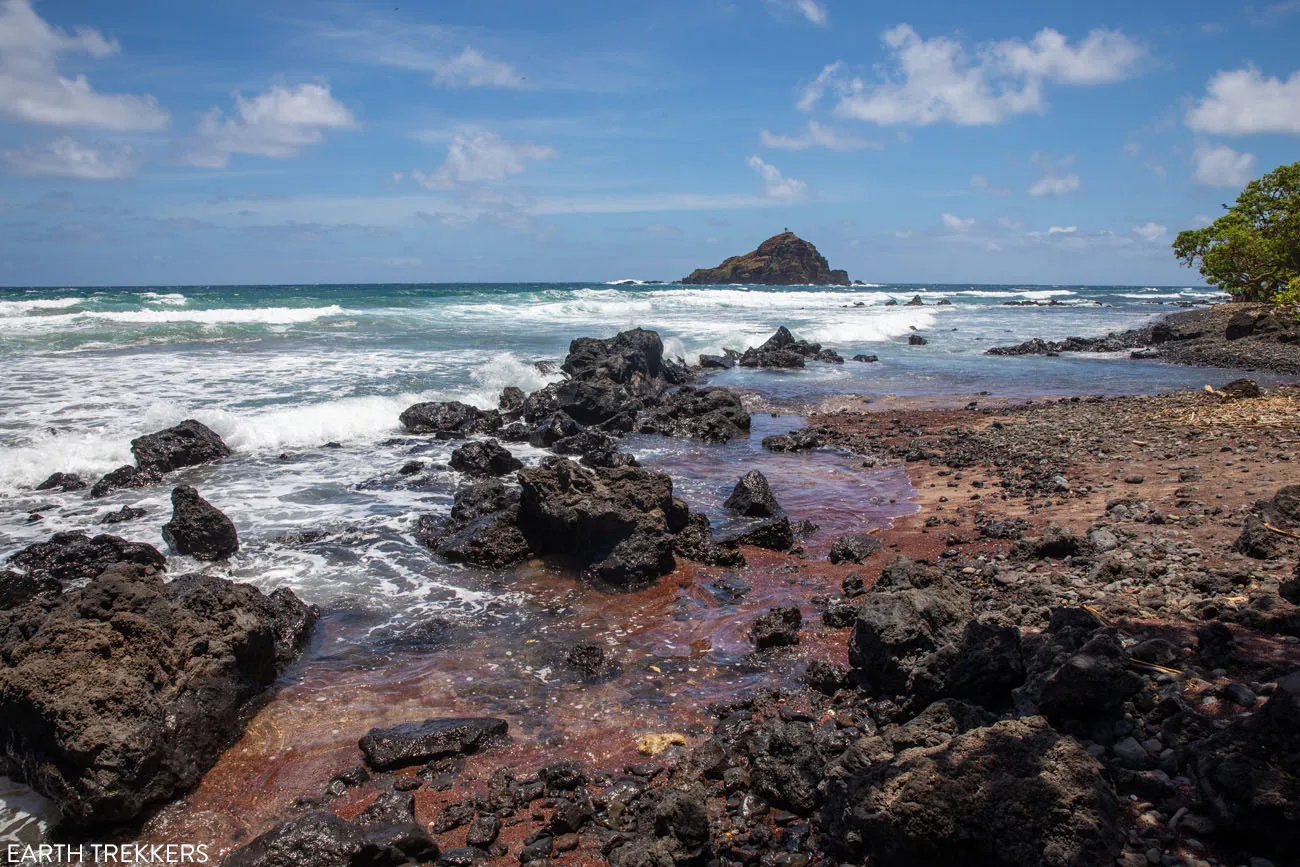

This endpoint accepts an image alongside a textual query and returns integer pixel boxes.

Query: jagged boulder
[724,469,781,517]
[417,481,530,568]
[131,419,232,475]
[0,564,316,827]
[448,439,523,477]
[517,458,686,587]
[637,386,750,443]
[399,401,501,437]
[848,558,971,696]
[7,531,165,585]
[739,326,839,369]
[162,486,239,561]
[820,714,1122,867]
[1012,608,1143,725]
[562,327,689,391]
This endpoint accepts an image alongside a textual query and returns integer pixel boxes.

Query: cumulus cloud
[3,136,139,179]
[1047,225,1077,234]
[769,0,828,25]
[413,129,555,189]
[1191,144,1256,187]
[431,47,523,88]
[184,84,357,168]
[941,213,975,231]
[746,155,809,201]
[759,120,878,151]
[1028,173,1080,196]
[1185,67,1300,135]
[1133,222,1166,241]
[811,24,1143,126]
[0,0,168,130]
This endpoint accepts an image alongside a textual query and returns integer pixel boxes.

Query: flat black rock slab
[359,717,509,770]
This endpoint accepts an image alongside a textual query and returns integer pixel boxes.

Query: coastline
[3,301,1299,867]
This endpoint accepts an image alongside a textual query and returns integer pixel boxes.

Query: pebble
[1223,682,1257,707]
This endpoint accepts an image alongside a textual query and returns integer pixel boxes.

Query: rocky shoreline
[3,314,1299,867]
[988,302,1300,374]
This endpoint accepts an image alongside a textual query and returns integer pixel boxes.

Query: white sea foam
[803,308,940,344]
[140,292,189,306]
[465,352,565,407]
[0,304,348,332]
[0,297,84,316]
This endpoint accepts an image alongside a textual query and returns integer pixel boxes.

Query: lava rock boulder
[0,564,316,827]
[131,419,232,475]
[162,485,239,560]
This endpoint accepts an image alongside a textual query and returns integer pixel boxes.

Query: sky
[0,0,1298,287]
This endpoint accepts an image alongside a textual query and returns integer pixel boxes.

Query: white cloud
[970,174,1010,195]
[746,155,809,201]
[3,136,138,179]
[431,47,524,88]
[997,216,1024,230]
[1191,144,1256,187]
[1028,173,1080,196]
[413,129,555,189]
[796,62,843,112]
[306,20,524,90]
[184,84,357,168]
[1047,225,1077,234]
[941,212,975,231]
[769,0,828,25]
[0,0,168,130]
[1185,67,1300,135]
[759,120,877,151]
[821,24,1144,126]
[1124,142,1141,156]
[1133,222,1166,241]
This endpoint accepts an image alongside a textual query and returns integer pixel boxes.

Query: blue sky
[1,0,1298,286]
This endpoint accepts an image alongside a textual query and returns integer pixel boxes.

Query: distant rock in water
[681,232,849,286]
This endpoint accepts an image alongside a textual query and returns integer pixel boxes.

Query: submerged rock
[131,419,232,474]
[0,564,316,827]
[751,606,801,649]
[359,717,509,770]
[162,485,239,561]
[90,464,161,498]
[34,472,86,493]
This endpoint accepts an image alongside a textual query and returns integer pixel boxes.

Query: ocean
[0,281,1252,617]
[0,280,1265,842]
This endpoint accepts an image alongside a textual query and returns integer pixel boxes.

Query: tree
[1172,160,1300,302]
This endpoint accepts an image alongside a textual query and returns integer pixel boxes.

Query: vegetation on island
[1173,160,1300,305]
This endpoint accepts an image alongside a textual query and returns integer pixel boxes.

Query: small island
[681,230,850,285]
